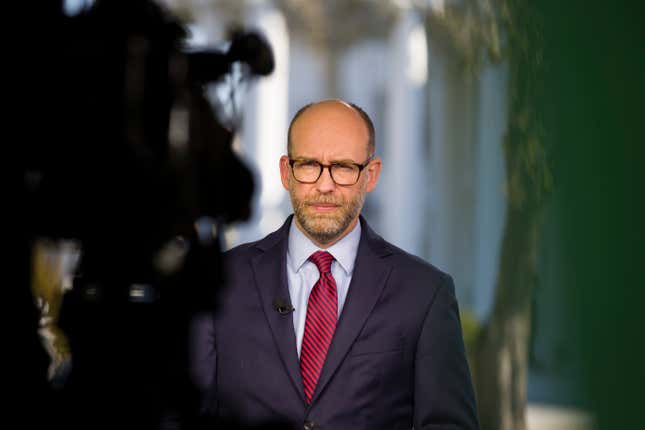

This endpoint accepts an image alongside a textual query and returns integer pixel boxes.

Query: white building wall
[473,62,509,319]
[426,27,478,306]
[426,25,508,312]
[231,2,290,247]
[380,9,429,258]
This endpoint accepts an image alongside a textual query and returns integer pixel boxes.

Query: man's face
[280,101,381,247]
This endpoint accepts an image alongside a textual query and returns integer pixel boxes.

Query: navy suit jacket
[197,215,479,429]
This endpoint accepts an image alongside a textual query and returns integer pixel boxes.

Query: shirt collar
[287,217,361,276]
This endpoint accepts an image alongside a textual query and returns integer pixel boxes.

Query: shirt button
[303,420,317,430]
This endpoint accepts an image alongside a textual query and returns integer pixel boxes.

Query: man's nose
[315,166,336,193]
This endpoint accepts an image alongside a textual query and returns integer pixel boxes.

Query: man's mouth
[308,202,339,212]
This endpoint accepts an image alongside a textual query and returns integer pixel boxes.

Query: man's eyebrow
[291,156,358,164]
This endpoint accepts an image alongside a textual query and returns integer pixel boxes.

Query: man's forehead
[295,100,361,124]
[291,101,368,142]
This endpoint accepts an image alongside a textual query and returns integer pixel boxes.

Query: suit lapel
[250,216,305,403]
[309,217,393,405]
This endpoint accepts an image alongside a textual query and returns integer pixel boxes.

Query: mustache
[303,196,343,205]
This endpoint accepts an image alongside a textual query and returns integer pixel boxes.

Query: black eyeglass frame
[288,157,373,186]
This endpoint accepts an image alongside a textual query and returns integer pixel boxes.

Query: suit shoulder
[223,218,290,262]
[222,238,264,270]
[382,239,453,288]
[223,240,259,259]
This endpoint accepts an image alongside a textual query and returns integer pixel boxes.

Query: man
[196,100,479,429]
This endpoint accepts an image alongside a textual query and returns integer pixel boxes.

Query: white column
[472,62,508,320]
[380,9,428,257]
[231,2,290,247]
[425,26,508,312]
[426,25,478,307]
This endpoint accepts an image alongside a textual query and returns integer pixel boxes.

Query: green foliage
[501,0,551,211]
[424,0,502,79]
[426,0,551,211]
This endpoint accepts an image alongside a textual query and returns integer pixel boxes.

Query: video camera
[22,1,273,428]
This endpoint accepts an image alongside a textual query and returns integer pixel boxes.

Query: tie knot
[309,251,334,274]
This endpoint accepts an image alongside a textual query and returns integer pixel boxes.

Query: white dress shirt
[286,218,361,357]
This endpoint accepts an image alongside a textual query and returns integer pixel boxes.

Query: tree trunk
[474,206,540,430]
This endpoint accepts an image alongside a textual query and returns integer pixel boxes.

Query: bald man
[195,100,479,429]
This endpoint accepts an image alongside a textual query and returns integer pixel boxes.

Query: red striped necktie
[300,251,338,404]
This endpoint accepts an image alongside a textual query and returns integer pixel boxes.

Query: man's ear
[365,157,382,192]
[279,155,291,190]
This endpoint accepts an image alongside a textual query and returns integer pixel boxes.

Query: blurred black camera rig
[20,1,273,428]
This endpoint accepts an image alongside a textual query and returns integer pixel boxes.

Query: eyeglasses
[288,157,372,186]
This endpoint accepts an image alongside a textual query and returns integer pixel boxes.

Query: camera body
[23,1,273,427]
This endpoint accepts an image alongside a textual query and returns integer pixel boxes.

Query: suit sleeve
[188,311,217,414]
[413,274,480,430]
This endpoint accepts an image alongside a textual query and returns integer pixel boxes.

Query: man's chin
[304,217,341,233]
[299,216,342,239]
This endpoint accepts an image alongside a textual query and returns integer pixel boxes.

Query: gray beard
[290,187,365,246]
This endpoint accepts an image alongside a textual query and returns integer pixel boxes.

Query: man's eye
[333,164,355,171]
